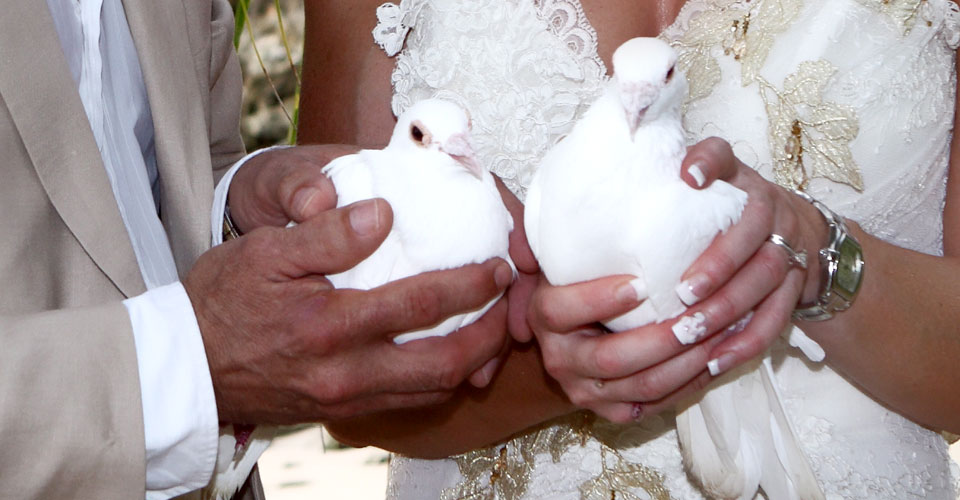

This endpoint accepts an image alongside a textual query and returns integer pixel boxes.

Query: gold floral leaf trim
[669,0,863,191]
[579,445,671,500]
[759,60,861,190]
[668,0,802,100]
[443,413,671,500]
[854,0,926,33]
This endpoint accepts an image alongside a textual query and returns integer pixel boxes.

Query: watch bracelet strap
[790,189,862,321]
[222,202,242,241]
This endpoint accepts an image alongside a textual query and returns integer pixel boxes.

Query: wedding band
[594,379,605,389]
[768,233,808,269]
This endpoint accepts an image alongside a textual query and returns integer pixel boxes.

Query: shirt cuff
[211,145,293,246]
[124,282,219,499]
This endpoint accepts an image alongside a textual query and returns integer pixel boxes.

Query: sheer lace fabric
[373,0,960,498]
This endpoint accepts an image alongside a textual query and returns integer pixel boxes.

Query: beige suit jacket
[0,0,247,497]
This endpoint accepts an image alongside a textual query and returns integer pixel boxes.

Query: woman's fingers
[574,325,735,417]
[529,275,642,334]
[707,266,805,376]
[560,241,793,381]
[681,137,739,189]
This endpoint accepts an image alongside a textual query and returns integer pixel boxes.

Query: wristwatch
[222,202,243,241]
[791,189,865,322]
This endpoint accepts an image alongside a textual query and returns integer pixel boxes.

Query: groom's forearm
[324,341,574,458]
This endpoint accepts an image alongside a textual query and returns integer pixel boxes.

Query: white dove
[525,37,824,500]
[203,98,513,500]
[321,97,514,343]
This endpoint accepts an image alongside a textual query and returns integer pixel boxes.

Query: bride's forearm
[800,225,960,433]
[324,342,574,458]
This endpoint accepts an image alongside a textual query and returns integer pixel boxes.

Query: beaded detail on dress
[375,0,960,498]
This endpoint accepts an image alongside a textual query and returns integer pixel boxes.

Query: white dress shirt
[45,0,234,497]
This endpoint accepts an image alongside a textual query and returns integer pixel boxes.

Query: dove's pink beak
[442,133,484,179]
[620,82,657,137]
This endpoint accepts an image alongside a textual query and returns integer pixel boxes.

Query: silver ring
[768,234,808,269]
[594,379,605,389]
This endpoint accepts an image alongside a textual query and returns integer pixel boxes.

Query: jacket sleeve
[207,0,248,183]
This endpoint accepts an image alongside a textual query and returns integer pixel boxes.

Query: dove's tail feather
[202,425,277,500]
[677,359,825,500]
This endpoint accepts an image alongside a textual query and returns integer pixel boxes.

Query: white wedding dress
[373,0,960,498]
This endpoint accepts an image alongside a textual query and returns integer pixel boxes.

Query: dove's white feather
[204,99,513,499]
[202,425,275,500]
[323,98,513,343]
[527,37,824,500]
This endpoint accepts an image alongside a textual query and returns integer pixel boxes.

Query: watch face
[835,236,864,296]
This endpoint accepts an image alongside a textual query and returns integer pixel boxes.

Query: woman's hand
[530,137,833,422]
[678,137,830,372]
[530,274,745,423]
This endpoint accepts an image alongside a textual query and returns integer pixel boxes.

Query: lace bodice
[374,0,960,498]
[374,0,607,199]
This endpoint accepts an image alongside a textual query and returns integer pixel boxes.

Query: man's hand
[184,198,513,423]
[227,145,356,231]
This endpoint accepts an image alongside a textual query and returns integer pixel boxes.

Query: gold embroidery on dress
[443,413,670,499]
[670,0,863,191]
[854,0,926,33]
[758,61,861,190]
[669,0,802,100]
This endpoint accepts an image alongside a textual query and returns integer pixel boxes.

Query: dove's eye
[665,66,676,83]
[411,125,425,144]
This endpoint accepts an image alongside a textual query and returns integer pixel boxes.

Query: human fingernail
[349,200,380,235]
[473,357,500,388]
[291,187,319,220]
[494,262,514,289]
[675,273,710,306]
[616,278,646,305]
[688,163,706,187]
[631,403,644,421]
[707,352,738,376]
[672,311,708,344]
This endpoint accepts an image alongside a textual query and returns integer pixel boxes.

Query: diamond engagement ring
[768,233,808,269]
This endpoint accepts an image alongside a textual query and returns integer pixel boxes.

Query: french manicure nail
[494,262,514,288]
[688,163,706,187]
[707,352,738,376]
[675,273,710,306]
[475,357,500,387]
[672,312,708,344]
[629,278,648,301]
[616,278,646,305]
[349,200,380,235]
[291,187,319,220]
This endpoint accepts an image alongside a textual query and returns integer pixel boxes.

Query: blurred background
[232,1,960,498]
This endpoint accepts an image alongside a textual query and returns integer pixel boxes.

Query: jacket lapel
[0,0,145,298]
[122,0,214,276]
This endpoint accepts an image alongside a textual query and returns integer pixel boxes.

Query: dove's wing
[323,151,376,207]
[323,150,405,290]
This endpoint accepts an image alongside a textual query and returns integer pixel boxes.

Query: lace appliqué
[533,0,607,75]
[761,61,861,190]
[373,2,419,56]
[667,0,863,191]
[854,0,925,33]
[372,0,606,200]
[441,413,671,500]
